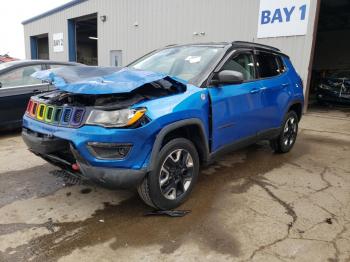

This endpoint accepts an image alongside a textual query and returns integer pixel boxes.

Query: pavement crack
[250,177,297,228]
[313,202,338,223]
[289,237,330,243]
[315,167,332,193]
[300,128,350,136]
[329,225,347,262]
[287,161,314,173]
[246,207,287,225]
[245,177,298,260]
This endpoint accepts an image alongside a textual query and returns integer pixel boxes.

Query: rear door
[255,52,291,132]
[208,51,264,151]
[0,64,49,127]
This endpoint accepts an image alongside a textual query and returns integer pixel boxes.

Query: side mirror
[211,70,244,85]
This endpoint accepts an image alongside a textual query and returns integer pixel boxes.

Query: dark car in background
[316,70,350,105]
[0,60,80,130]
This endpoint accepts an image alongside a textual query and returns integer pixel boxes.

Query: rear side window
[256,52,280,78]
[275,56,286,74]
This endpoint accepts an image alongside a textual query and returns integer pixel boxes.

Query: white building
[22,0,350,109]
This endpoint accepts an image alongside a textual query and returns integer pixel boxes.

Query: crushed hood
[32,66,181,95]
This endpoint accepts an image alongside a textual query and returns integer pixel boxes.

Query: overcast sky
[0,0,71,59]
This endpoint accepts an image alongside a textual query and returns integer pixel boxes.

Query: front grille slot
[45,106,54,122]
[71,108,85,125]
[62,108,72,124]
[37,104,46,120]
[26,100,33,113]
[31,102,38,116]
[54,108,62,123]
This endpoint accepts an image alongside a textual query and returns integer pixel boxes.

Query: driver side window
[0,65,42,88]
[221,53,256,81]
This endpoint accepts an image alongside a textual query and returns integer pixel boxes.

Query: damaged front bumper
[22,115,160,188]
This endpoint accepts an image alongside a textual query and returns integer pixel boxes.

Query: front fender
[147,118,210,172]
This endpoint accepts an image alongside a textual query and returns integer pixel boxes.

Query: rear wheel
[270,111,299,153]
[137,138,199,210]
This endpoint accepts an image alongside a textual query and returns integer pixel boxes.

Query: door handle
[33,89,41,94]
[282,83,290,87]
[250,88,260,94]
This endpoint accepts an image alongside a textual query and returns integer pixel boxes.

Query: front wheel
[270,111,299,153]
[137,138,199,210]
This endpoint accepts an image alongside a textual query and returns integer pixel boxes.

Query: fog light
[87,142,132,159]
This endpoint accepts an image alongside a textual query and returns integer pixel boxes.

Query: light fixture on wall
[89,36,98,40]
[100,15,107,22]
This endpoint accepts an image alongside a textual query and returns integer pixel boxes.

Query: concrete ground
[0,109,349,262]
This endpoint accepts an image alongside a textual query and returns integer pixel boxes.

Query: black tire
[137,138,199,210]
[270,111,299,154]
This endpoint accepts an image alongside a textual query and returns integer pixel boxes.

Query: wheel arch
[147,118,210,172]
[288,102,303,122]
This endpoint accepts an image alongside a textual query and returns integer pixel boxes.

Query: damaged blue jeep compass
[22,41,304,210]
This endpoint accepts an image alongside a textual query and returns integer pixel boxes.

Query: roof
[0,55,17,63]
[162,41,287,57]
[166,42,230,47]
[0,60,80,72]
[231,41,289,58]
[164,41,281,51]
[232,41,281,52]
[22,0,88,25]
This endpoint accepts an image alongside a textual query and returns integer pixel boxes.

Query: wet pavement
[0,111,349,262]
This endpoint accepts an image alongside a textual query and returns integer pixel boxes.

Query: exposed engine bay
[32,66,187,109]
[36,77,186,110]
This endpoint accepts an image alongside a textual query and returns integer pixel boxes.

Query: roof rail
[232,41,280,52]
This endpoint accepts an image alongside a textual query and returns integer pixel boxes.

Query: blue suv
[22,41,304,210]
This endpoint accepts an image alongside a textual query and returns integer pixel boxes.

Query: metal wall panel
[24,0,318,90]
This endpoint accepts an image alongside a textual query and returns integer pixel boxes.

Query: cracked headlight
[86,108,146,128]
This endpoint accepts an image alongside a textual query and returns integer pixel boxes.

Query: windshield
[129,46,223,81]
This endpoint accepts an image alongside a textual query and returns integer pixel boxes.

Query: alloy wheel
[159,149,194,200]
[283,116,297,147]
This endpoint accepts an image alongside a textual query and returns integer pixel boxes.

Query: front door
[208,52,264,152]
